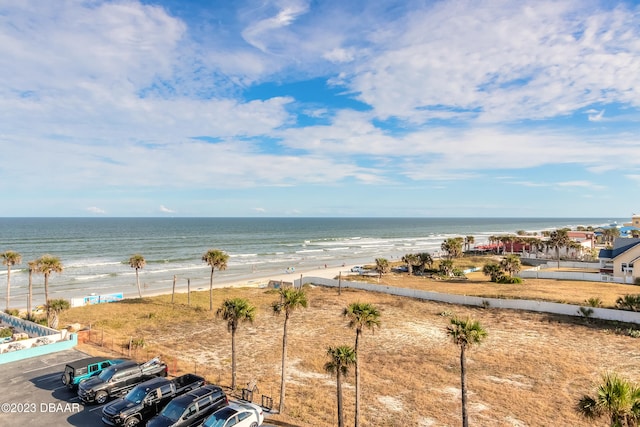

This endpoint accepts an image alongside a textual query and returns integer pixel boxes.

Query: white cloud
[160,205,175,213]
[588,109,605,122]
[86,207,106,214]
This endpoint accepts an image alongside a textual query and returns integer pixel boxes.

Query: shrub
[616,294,640,312]
[585,297,602,308]
[497,276,523,284]
[0,327,12,338]
[4,308,19,316]
[481,300,491,309]
[635,277,640,286]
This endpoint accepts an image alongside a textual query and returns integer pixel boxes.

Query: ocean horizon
[0,217,625,309]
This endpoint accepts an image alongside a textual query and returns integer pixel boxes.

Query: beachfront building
[598,238,640,284]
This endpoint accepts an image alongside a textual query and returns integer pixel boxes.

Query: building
[598,238,640,284]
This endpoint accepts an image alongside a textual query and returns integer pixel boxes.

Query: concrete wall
[301,276,640,324]
[0,312,74,364]
[0,334,77,365]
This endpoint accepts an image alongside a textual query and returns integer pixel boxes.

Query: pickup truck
[101,373,205,427]
[78,357,168,405]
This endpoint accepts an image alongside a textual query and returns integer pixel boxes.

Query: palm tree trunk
[337,370,344,427]
[460,345,468,427]
[44,274,50,327]
[279,313,289,414]
[28,269,33,321]
[135,269,142,298]
[231,326,237,390]
[209,269,214,311]
[6,265,11,311]
[355,330,361,427]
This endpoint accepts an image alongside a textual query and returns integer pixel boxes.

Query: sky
[1,0,640,218]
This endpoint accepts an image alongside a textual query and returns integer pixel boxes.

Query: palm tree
[500,254,522,277]
[324,345,356,427]
[344,302,381,427]
[216,297,256,390]
[36,255,63,327]
[482,263,503,282]
[401,253,418,275]
[1,250,22,311]
[47,298,70,329]
[447,317,488,427]
[441,238,464,259]
[202,249,229,311]
[439,259,454,277]
[374,258,389,279]
[548,229,570,269]
[128,254,146,299]
[272,287,308,414]
[464,236,475,253]
[417,252,434,273]
[27,260,37,320]
[576,372,640,426]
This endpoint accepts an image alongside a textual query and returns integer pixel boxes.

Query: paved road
[0,348,107,426]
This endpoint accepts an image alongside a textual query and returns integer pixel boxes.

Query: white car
[201,401,264,427]
[351,266,364,273]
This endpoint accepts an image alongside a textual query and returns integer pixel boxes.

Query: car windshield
[98,368,115,381]
[159,400,184,422]
[125,385,147,403]
[203,408,236,427]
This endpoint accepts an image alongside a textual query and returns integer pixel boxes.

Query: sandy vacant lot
[63,271,640,426]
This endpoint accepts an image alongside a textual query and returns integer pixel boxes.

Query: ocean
[0,217,624,309]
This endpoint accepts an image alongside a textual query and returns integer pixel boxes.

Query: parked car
[201,401,264,427]
[78,357,168,404]
[61,357,127,390]
[146,385,228,427]
[101,373,205,427]
[351,266,364,273]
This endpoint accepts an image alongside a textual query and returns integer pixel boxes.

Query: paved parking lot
[0,348,107,426]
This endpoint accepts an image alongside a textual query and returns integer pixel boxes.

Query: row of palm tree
[1,251,64,327]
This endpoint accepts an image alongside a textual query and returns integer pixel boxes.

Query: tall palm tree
[576,372,640,426]
[401,253,418,275]
[272,287,308,414]
[548,229,570,269]
[447,317,488,427]
[202,249,229,311]
[128,254,146,299]
[464,236,475,253]
[36,255,63,327]
[216,297,256,390]
[324,345,356,427]
[47,298,70,329]
[344,302,381,427]
[1,250,22,311]
[27,260,37,320]
[374,258,389,279]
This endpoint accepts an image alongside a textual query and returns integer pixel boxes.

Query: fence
[303,276,640,324]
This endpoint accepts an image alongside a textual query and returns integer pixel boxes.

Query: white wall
[300,276,640,324]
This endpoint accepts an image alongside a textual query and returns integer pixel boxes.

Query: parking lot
[0,348,110,426]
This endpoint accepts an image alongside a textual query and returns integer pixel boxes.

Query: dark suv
[146,385,228,427]
[61,357,126,390]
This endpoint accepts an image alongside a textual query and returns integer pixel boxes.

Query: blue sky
[1,0,639,217]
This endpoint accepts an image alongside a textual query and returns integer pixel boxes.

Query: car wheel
[95,391,108,404]
[250,422,258,427]
[62,373,70,385]
[124,417,140,427]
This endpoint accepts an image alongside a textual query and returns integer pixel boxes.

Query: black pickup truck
[101,373,205,427]
[78,357,168,405]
